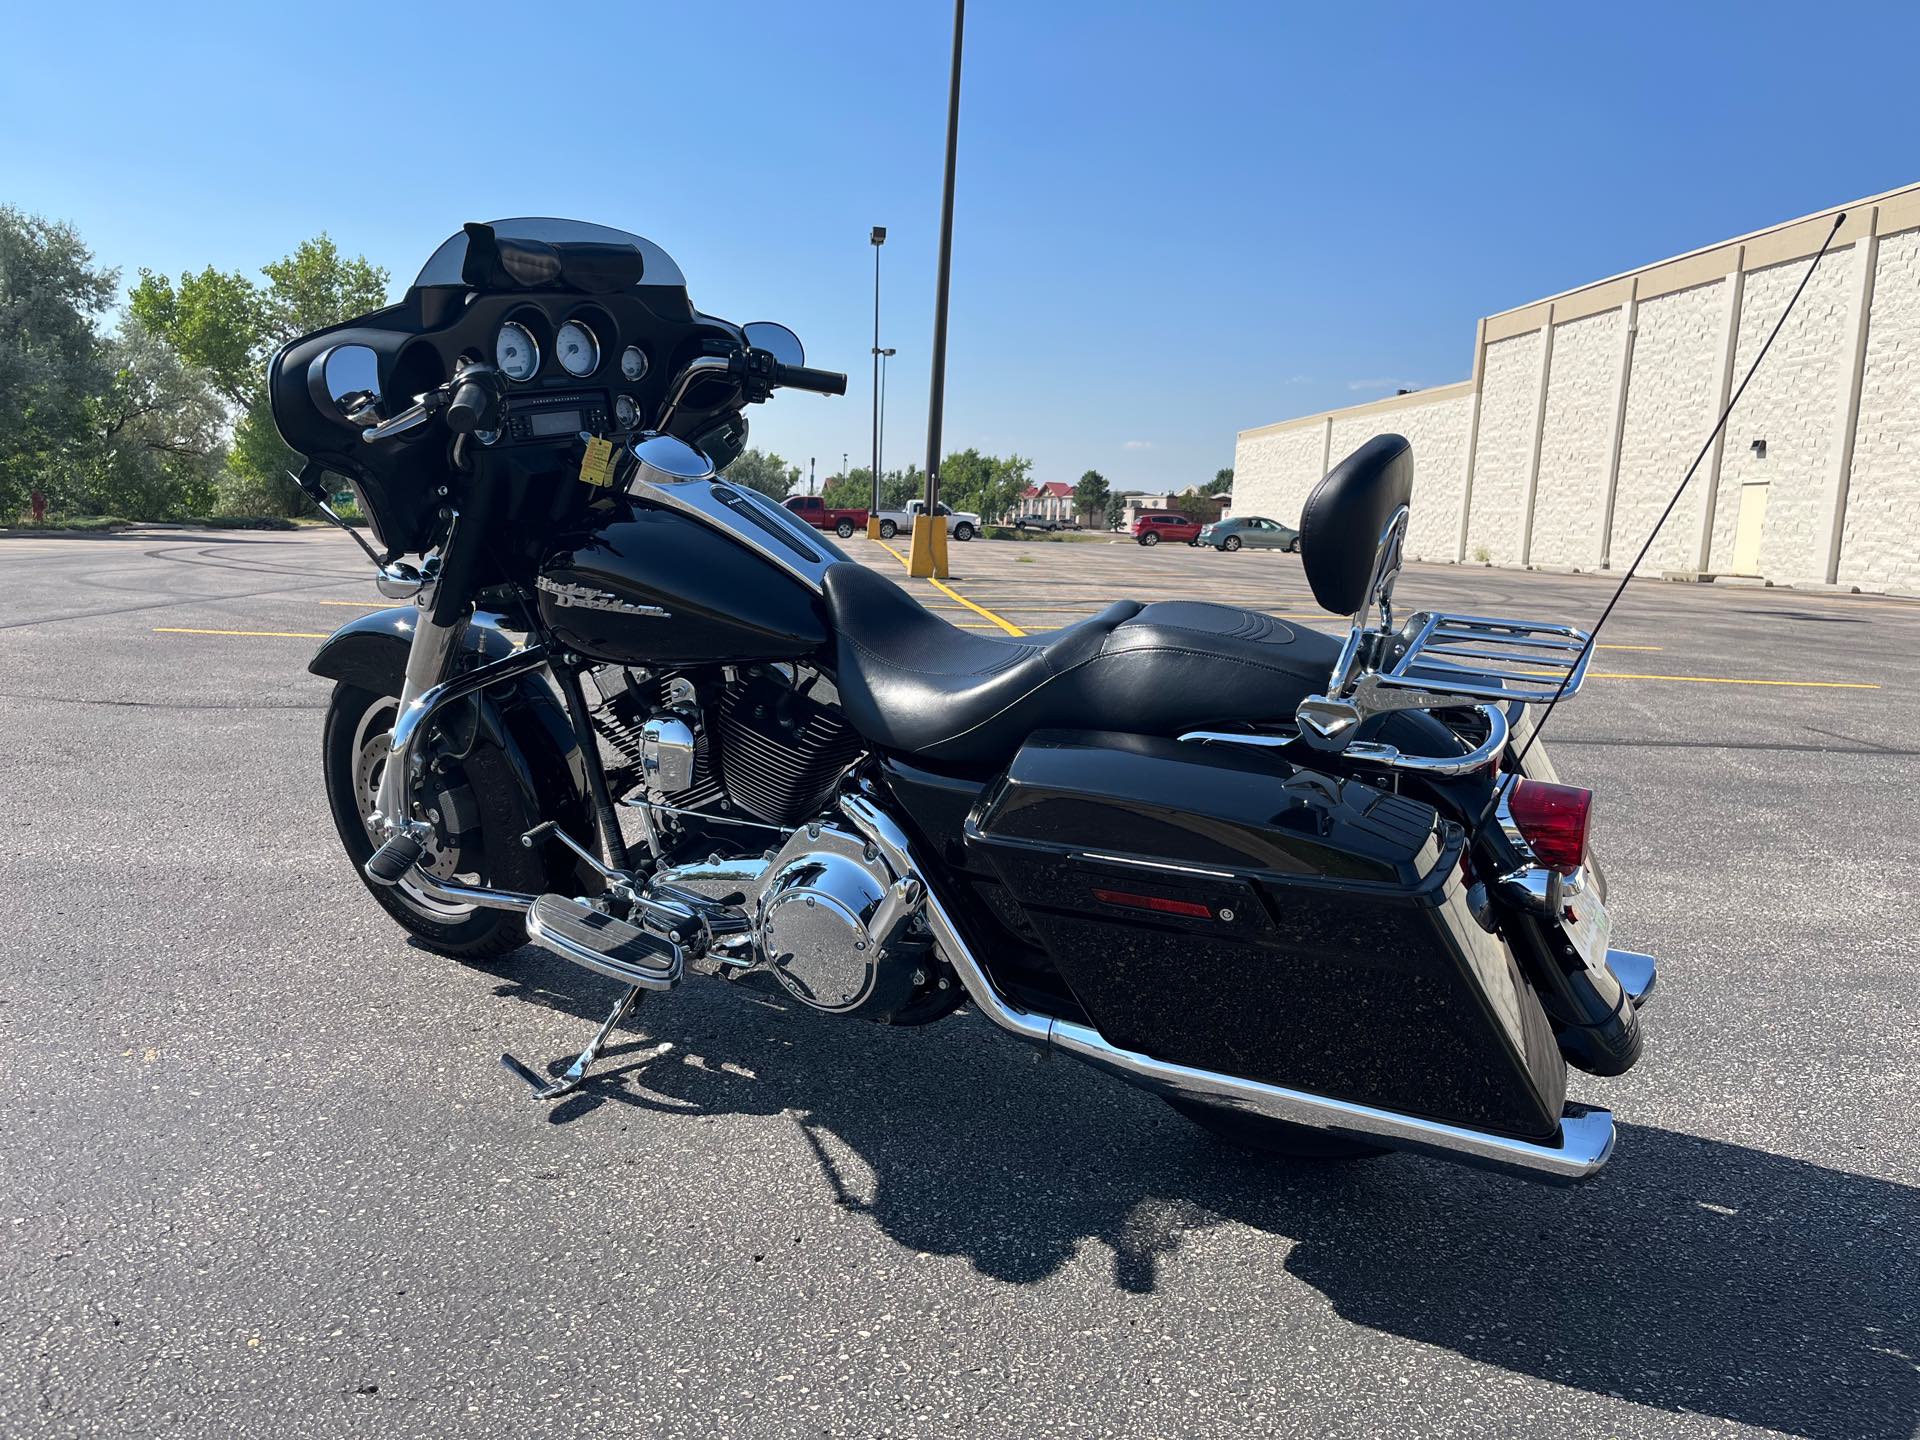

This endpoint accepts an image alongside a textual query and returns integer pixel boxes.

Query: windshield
[412,218,688,290]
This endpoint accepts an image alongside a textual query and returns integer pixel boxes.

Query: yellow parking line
[153,627,329,639]
[873,541,1029,636]
[1587,671,1877,689]
[929,578,1026,636]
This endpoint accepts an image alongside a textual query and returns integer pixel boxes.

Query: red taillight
[1505,777,1592,875]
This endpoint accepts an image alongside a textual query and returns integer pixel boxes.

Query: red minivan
[1133,512,1201,546]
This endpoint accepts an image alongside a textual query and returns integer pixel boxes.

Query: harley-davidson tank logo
[537,576,670,618]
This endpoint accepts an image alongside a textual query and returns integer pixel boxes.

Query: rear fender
[309,606,593,847]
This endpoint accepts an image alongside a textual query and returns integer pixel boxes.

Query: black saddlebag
[964,731,1567,1140]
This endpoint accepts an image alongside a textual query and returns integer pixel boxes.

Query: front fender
[309,606,593,849]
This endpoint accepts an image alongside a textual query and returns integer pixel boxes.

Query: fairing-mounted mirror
[1290,434,1593,775]
[307,344,383,428]
[742,321,805,367]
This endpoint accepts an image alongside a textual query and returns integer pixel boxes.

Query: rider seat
[821,561,1338,767]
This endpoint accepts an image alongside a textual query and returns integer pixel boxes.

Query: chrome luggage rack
[1291,504,1593,774]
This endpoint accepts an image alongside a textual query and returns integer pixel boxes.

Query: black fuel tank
[538,500,829,665]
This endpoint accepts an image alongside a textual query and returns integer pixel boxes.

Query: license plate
[1561,885,1612,969]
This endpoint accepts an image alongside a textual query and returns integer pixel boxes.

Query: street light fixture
[869,226,887,524]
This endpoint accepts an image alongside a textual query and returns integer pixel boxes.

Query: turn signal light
[1506,777,1592,875]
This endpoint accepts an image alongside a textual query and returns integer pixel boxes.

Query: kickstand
[501,985,644,1101]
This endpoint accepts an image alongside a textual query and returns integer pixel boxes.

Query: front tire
[952,522,975,542]
[322,682,538,961]
[1166,1097,1388,1161]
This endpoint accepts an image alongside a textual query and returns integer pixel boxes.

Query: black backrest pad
[1298,434,1414,616]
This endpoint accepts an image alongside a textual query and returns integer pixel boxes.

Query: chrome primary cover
[752,823,922,1013]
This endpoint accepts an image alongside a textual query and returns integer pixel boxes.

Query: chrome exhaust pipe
[839,791,1616,1184]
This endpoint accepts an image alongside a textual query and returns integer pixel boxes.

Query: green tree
[1104,492,1127,529]
[723,446,800,498]
[1205,466,1233,495]
[131,233,390,514]
[1073,468,1110,526]
[69,320,227,518]
[0,207,115,518]
[938,450,1031,523]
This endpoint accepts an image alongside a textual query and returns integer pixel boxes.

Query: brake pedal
[525,894,683,991]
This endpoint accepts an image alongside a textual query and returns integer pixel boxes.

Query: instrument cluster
[478,304,671,445]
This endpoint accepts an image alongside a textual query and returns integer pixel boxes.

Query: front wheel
[835,519,856,539]
[952,522,974,542]
[322,681,540,960]
[879,520,898,540]
[1166,1097,1388,1161]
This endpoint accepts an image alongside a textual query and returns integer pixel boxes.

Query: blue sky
[4,2,1916,493]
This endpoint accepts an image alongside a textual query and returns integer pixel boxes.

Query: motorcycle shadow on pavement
[485,953,1916,1440]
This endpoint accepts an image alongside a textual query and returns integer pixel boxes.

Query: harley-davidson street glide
[272,219,1655,1182]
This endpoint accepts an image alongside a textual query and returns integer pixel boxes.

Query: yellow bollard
[907,512,939,576]
[866,515,883,540]
[931,519,950,577]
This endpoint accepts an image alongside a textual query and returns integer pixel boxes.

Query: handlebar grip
[774,363,848,396]
[444,378,493,434]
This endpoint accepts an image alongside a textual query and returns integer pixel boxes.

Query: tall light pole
[876,347,896,490]
[869,226,886,522]
[808,456,815,495]
[922,0,964,549]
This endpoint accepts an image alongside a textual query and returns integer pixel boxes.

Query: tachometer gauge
[556,320,600,377]
[620,345,649,382]
[614,394,640,430]
[495,321,539,382]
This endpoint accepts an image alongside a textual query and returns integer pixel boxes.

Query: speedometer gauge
[556,320,600,377]
[495,321,539,382]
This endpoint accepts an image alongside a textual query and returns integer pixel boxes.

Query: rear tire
[1140,531,1160,546]
[1222,535,1242,552]
[953,522,974,542]
[1166,1097,1389,1161]
[322,682,539,961]
[1287,537,1301,553]
[879,520,898,540]
[835,519,856,539]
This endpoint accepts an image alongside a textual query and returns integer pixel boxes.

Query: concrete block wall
[1462,332,1544,565]
[1710,249,1857,580]
[1232,386,1473,568]
[1232,183,1920,595]
[1531,309,1624,568]
[1610,279,1728,573]
[1326,390,1472,560]
[1840,227,1920,592]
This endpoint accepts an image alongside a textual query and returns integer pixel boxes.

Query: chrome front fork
[369,602,469,839]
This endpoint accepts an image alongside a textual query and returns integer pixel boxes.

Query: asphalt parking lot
[3,527,1915,1439]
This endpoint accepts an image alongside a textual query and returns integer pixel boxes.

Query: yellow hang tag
[578,436,616,488]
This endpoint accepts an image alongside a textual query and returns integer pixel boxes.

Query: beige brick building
[1233,182,1920,596]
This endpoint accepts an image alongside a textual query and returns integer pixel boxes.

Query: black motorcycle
[272,218,1655,1182]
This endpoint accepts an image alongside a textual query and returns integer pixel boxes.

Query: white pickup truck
[874,497,979,542]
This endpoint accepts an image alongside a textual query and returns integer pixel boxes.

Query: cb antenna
[1475,209,1847,832]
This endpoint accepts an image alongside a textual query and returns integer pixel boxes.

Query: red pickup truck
[783,495,869,538]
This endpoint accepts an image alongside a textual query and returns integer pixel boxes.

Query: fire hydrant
[30,490,47,526]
